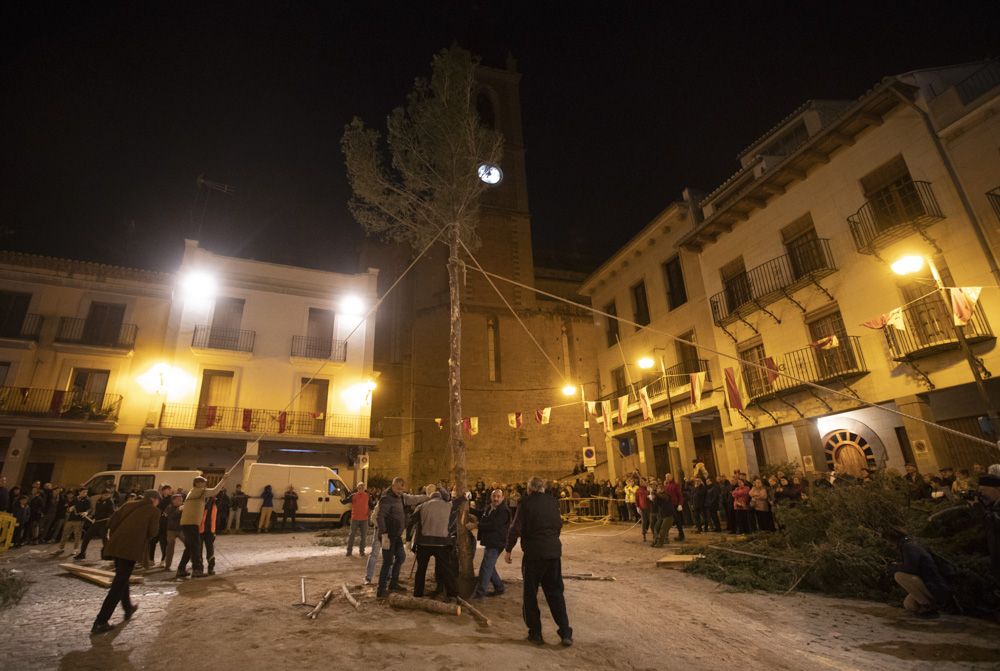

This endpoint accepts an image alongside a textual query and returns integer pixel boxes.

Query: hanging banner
[638,386,653,421]
[862,314,888,329]
[690,371,706,409]
[534,407,551,425]
[462,417,479,436]
[764,356,780,384]
[434,418,445,430]
[601,400,613,429]
[950,286,982,326]
[724,367,744,411]
[617,395,629,425]
[810,334,840,350]
[886,307,906,331]
[586,400,598,416]
[507,412,524,429]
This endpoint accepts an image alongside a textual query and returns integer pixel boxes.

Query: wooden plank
[457,597,491,626]
[60,563,143,584]
[61,567,112,587]
[656,554,703,568]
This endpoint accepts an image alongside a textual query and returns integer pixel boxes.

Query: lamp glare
[637,356,655,370]
[890,255,925,276]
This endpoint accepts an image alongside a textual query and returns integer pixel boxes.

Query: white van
[243,463,352,526]
[82,470,202,497]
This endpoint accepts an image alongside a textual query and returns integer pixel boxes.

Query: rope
[469,265,999,451]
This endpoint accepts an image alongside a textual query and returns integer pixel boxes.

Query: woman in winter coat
[281,485,298,530]
[258,485,274,532]
[732,479,752,534]
[749,477,775,531]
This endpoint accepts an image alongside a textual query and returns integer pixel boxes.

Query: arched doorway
[821,429,877,476]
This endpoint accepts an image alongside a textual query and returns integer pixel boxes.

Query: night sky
[2,2,997,274]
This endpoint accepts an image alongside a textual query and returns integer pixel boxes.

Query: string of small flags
[862,286,983,331]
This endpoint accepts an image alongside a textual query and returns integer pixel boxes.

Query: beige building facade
[583,61,1000,480]
[0,240,379,488]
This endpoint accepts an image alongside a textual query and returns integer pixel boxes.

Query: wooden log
[456,597,491,626]
[564,573,615,581]
[60,563,143,584]
[307,588,335,619]
[61,566,112,587]
[342,584,359,610]
[387,593,461,616]
[656,554,703,568]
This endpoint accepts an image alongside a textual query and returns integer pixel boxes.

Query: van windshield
[327,479,344,496]
[86,474,116,497]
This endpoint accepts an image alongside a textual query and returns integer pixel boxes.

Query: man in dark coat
[375,477,429,598]
[92,490,161,634]
[75,489,115,560]
[468,487,510,598]
[886,526,953,618]
[505,476,572,647]
[703,477,722,532]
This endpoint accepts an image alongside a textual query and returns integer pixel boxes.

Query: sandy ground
[2,524,999,670]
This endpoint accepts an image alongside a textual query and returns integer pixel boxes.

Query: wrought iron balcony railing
[710,238,836,325]
[743,336,868,402]
[291,335,347,361]
[0,313,43,341]
[192,325,256,353]
[988,186,1000,223]
[0,387,122,422]
[158,403,371,439]
[885,297,994,362]
[597,359,711,403]
[56,317,137,349]
[847,180,944,254]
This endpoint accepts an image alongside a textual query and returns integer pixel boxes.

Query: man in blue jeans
[375,477,429,598]
[467,488,510,598]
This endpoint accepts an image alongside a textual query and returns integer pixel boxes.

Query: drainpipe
[890,86,1000,286]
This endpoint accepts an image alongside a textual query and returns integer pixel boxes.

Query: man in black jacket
[886,527,953,618]
[375,477,429,598]
[75,489,115,560]
[505,476,572,646]
[468,488,510,599]
[703,477,722,532]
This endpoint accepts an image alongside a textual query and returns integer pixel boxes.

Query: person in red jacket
[731,478,752,535]
[662,474,686,542]
[635,479,651,541]
[342,482,371,557]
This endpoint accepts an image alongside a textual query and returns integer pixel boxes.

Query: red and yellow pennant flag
[434,418,445,430]
[689,371,706,409]
[724,367,744,411]
[534,407,551,424]
[950,287,982,326]
[764,356,780,384]
[601,400,613,429]
[507,412,523,429]
[617,395,629,425]
[462,417,479,436]
[638,386,653,420]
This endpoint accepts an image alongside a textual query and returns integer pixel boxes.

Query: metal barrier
[0,512,16,553]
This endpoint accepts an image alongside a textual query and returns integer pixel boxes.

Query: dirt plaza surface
[2,525,999,671]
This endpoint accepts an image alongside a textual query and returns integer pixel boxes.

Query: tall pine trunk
[448,222,474,595]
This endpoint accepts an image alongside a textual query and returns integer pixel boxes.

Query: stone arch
[820,417,887,475]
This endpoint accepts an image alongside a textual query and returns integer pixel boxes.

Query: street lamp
[562,383,578,397]
[639,349,678,477]
[891,253,999,435]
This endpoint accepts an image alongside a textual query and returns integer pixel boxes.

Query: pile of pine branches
[685,474,998,609]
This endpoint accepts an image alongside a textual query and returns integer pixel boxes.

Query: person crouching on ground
[176,474,227,579]
[91,490,161,634]
[885,526,953,619]
[505,476,573,647]
[467,487,510,599]
[412,484,459,600]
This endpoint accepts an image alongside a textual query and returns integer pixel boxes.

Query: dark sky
[1,2,997,274]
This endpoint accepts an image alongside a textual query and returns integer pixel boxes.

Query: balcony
[0,313,43,341]
[158,403,371,439]
[192,325,255,353]
[847,180,944,255]
[988,186,1000,223]
[710,239,836,326]
[55,317,137,350]
[885,297,994,362]
[0,387,122,423]
[597,359,711,403]
[291,336,347,361]
[743,335,868,402]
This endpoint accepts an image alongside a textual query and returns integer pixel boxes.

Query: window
[631,281,650,328]
[675,331,698,372]
[897,255,956,347]
[299,377,329,434]
[0,292,30,338]
[209,297,246,348]
[604,301,620,347]
[86,474,116,497]
[860,156,924,232]
[83,302,125,346]
[611,366,628,396]
[0,362,9,387]
[487,317,501,382]
[721,257,752,311]
[807,309,856,377]
[476,90,496,129]
[782,214,824,279]
[70,368,110,400]
[663,256,687,309]
[306,308,335,357]
[738,341,770,399]
[328,479,346,497]
[119,474,155,494]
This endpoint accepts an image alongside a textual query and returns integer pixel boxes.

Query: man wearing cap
[176,475,228,579]
[91,490,162,634]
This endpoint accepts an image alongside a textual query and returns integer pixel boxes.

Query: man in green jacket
[92,490,161,634]
[177,475,228,578]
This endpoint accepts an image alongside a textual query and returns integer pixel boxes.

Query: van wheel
[339,511,351,528]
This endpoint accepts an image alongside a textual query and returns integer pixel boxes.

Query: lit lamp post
[891,254,1000,436]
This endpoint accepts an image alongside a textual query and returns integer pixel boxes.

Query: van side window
[328,479,344,496]
[119,474,155,494]
[87,474,115,497]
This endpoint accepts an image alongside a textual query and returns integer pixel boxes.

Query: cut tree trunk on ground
[342,584,359,609]
[456,597,491,626]
[656,554,704,568]
[388,593,461,616]
[307,588,334,619]
[60,563,143,585]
